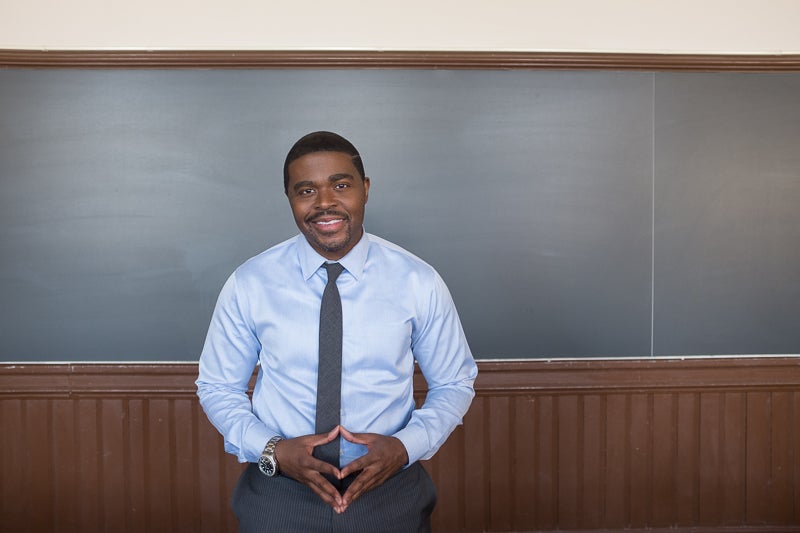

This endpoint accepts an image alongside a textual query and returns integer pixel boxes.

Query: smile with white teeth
[315,219,342,226]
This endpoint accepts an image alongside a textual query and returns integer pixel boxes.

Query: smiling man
[197,131,477,532]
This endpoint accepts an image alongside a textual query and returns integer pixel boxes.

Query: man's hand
[338,427,409,510]
[273,427,347,513]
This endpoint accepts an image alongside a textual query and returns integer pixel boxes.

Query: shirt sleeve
[195,272,272,463]
[392,272,478,465]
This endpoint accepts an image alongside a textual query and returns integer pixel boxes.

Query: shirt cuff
[392,424,428,466]
[241,422,272,463]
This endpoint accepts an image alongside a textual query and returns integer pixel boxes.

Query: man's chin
[302,224,361,257]
[308,234,349,256]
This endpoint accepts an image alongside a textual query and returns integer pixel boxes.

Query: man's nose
[316,187,336,208]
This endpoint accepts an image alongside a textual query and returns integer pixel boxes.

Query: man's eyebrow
[292,180,314,191]
[328,173,354,182]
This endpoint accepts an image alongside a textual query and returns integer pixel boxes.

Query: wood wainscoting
[1,357,799,533]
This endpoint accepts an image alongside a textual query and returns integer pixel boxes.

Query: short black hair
[283,131,366,194]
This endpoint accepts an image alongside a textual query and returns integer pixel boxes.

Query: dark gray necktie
[313,262,344,468]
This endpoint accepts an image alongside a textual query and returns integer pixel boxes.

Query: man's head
[283,131,366,194]
[284,131,370,260]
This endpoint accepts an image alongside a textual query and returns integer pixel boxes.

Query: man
[197,131,477,532]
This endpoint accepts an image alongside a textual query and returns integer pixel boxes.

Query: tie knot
[323,262,344,283]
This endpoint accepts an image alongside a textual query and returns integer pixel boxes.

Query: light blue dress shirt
[196,232,477,468]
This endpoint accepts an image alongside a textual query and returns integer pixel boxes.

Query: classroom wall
[1,0,800,53]
[3,3,800,533]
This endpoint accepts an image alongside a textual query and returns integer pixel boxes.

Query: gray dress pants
[232,461,437,532]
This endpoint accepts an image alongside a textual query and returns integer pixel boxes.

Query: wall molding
[2,357,798,397]
[2,50,800,70]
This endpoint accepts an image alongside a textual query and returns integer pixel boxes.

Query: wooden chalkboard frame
[2,49,800,70]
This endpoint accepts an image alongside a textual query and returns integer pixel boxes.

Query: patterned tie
[313,262,344,468]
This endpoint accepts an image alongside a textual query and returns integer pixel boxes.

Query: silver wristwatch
[258,436,283,477]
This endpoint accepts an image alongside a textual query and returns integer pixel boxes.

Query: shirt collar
[297,230,369,282]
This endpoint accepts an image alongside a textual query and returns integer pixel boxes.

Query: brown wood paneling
[536,394,557,530]
[698,392,722,526]
[488,396,513,531]
[1,49,800,71]
[2,358,800,532]
[580,394,603,529]
[127,399,148,532]
[604,393,628,528]
[772,392,794,525]
[721,392,747,525]
[557,395,580,529]
[651,392,676,526]
[794,393,800,525]
[511,395,537,529]
[746,391,772,524]
[629,392,651,526]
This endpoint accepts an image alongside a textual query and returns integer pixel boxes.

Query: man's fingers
[308,473,346,511]
[271,433,347,512]
[342,463,395,505]
[339,426,369,445]
[339,433,409,507]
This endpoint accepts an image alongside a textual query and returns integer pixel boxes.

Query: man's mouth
[309,213,348,232]
[309,211,348,228]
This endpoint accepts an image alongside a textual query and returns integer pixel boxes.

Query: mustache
[307,210,349,224]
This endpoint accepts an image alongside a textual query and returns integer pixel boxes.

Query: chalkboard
[0,69,798,361]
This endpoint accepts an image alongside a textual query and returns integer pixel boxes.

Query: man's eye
[334,183,349,189]
[298,188,314,196]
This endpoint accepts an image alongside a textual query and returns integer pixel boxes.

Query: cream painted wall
[1,0,799,53]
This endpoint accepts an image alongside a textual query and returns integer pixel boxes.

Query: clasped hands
[273,425,409,514]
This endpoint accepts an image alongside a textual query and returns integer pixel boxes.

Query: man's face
[286,151,370,260]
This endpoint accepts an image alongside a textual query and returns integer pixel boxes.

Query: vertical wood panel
[177,398,200,531]
[747,391,772,522]
[604,394,628,528]
[770,392,793,524]
[535,395,557,530]
[580,394,603,529]
[147,398,173,530]
[698,392,722,525]
[651,393,676,526]
[794,392,800,526]
[488,396,513,531]
[174,398,200,531]
[76,399,101,532]
[52,399,77,532]
[629,393,651,526]
[100,399,127,531]
[127,399,148,533]
[675,393,699,525]
[27,400,54,533]
[720,392,746,525]
[512,395,537,531]
[557,395,580,529]
[0,400,24,530]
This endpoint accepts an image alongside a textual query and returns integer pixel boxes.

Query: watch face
[259,456,276,477]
